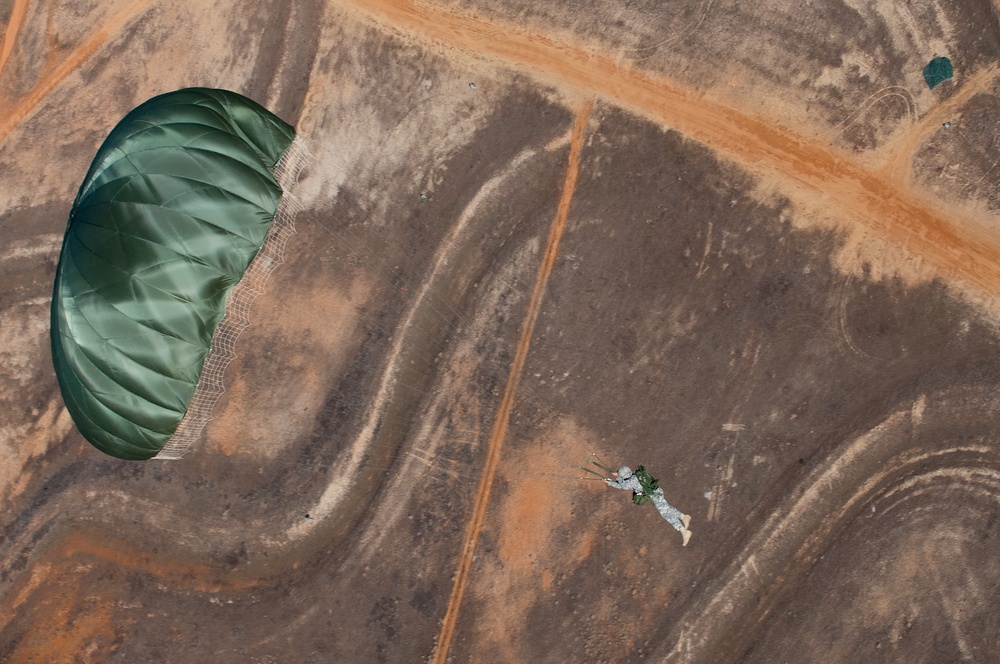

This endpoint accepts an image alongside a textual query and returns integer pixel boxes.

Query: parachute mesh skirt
[155,137,310,459]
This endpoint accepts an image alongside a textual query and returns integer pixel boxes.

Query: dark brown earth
[4,1,1000,663]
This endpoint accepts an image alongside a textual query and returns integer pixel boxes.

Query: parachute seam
[82,136,277,207]
[53,374,162,458]
[107,108,239,148]
[74,326,199,399]
[126,144,277,192]
[94,125,249,162]
[62,239,212,346]
[63,228,194,342]
[61,301,200,403]
[79,90,278,198]
[77,168,136,211]
[201,93,294,169]
[75,198,265,256]
[194,95,278,170]
[70,214,232,296]
[57,334,184,443]
[79,168,276,215]
[128,268,228,322]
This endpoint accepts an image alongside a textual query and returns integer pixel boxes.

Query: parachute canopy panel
[923,56,954,89]
[51,88,296,460]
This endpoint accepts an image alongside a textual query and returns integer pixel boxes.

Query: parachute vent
[154,136,312,459]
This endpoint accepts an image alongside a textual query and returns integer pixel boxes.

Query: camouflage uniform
[606,466,689,535]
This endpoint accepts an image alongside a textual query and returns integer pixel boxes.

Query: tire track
[0,0,156,143]
[821,86,915,144]
[336,0,1000,301]
[431,99,592,664]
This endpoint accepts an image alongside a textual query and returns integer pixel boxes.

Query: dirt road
[337,0,1000,301]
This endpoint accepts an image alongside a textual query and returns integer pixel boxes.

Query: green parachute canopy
[923,56,954,89]
[51,88,299,460]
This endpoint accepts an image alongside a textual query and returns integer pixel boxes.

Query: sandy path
[336,0,1000,301]
[0,0,156,143]
[431,100,592,664]
[0,0,30,82]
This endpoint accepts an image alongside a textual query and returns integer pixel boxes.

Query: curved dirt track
[3,1,1000,662]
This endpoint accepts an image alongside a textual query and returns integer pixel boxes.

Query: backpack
[631,465,660,506]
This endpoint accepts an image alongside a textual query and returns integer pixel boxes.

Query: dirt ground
[4,1,1000,662]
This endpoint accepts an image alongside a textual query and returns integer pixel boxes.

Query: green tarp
[923,56,954,89]
[51,88,295,460]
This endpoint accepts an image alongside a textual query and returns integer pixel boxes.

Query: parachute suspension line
[154,136,312,460]
[589,454,614,474]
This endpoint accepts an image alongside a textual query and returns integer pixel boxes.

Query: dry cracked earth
[4,0,1000,662]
